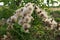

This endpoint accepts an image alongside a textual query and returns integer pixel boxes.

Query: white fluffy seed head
[34,5,48,19]
[4,35,7,38]
[22,23,31,28]
[7,15,18,24]
[58,27,60,30]
[43,18,57,29]
[16,7,23,13]
[3,35,7,39]
[18,19,24,25]
[25,3,34,8]
[40,11,48,18]
[36,9,48,19]
[51,20,57,28]
[35,6,42,13]
[10,15,18,22]
[24,29,29,33]
[51,20,57,25]
[22,15,34,23]
[46,18,52,22]
[15,7,24,17]
[22,23,30,33]
[23,3,34,16]
[7,18,11,24]
[43,18,53,25]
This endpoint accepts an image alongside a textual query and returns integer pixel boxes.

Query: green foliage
[0,7,14,19]
[0,0,60,40]
[50,11,60,22]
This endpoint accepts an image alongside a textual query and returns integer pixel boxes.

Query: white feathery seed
[39,11,48,18]
[10,15,18,22]
[15,7,24,17]
[22,23,31,28]
[23,3,34,16]
[24,29,29,33]
[35,6,42,13]
[22,15,34,23]
[50,20,57,29]
[18,19,24,25]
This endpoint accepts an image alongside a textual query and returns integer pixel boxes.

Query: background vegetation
[0,0,60,40]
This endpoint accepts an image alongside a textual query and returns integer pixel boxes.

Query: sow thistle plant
[2,32,12,40]
[7,3,34,33]
[0,2,60,40]
[34,5,60,30]
[6,2,60,33]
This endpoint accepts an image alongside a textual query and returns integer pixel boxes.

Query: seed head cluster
[7,3,34,33]
[7,3,60,33]
[34,5,59,30]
